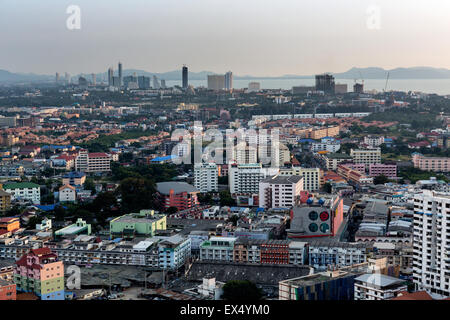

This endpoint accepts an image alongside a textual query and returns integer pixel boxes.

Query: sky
[1,0,450,76]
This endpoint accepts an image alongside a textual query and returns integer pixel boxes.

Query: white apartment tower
[194,163,219,193]
[259,175,303,209]
[413,190,450,298]
[229,163,279,195]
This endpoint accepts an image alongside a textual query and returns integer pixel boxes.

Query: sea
[165,78,450,95]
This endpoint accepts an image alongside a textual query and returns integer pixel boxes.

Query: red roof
[89,152,109,158]
[55,155,75,161]
[0,217,17,223]
[391,291,433,300]
[31,247,52,256]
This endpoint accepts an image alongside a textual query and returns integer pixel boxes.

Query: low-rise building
[59,185,76,203]
[354,273,407,300]
[110,210,166,239]
[2,182,40,204]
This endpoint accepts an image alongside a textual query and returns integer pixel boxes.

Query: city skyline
[2,0,450,76]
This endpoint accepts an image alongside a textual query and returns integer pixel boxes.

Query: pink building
[368,164,397,178]
[340,162,366,174]
[412,153,450,172]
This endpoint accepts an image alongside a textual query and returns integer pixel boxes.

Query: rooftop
[156,182,199,195]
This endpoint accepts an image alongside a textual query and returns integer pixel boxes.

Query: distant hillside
[2,66,450,83]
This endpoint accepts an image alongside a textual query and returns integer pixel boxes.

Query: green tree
[118,177,157,213]
[373,175,390,185]
[323,182,332,193]
[219,190,236,207]
[222,280,263,300]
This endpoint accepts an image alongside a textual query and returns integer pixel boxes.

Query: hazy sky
[2,0,450,76]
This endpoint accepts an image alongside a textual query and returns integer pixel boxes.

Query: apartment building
[311,142,341,153]
[259,175,303,209]
[229,163,279,195]
[62,171,86,187]
[354,273,407,300]
[413,190,450,298]
[0,280,16,300]
[156,182,199,211]
[308,126,340,140]
[0,217,20,233]
[200,237,237,262]
[350,148,381,165]
[59,185,76,202]
[14,248,65,300]
[412,153,450,172]
[2,182,40,204]
[368,164,397,178]
[156,235,191,270]
[232,143,257,164]
[364,136,385,148]
[337,165,373,185]
[194,163,219,193]
[309,241,371,271]
[110,210,167,239]
[323,153,353,170]
[75,149,111,173]
[279,167,322,191]
[0,190,11,212]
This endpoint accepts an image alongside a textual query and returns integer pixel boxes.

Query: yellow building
[0,189,11,212]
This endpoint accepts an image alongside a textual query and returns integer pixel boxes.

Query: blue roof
[63,171,86,178]
[35,204,67,212]
[151,155,178,162]
[42,145,74,150]
[298,139,315,143]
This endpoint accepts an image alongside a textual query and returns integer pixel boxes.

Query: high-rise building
[229,163,279,195]
[78,76,88,87]
[350,148,381,165]
[55,72,60,83]
[108,67,114,87]
[153,75,160,89]
[91,73,96,85]
[225,71,233,90]
[207,74,226,91]
[259,175,303,209]
[161,79,166,89]
[138,76,150,89]
[413,190,450,298]
[335,83,348,94]
[354,82,364,94]
[182,65,188,89]
[118,62,123,87]
[315,73,335,94]
[248,82,261,93]
[65,72,71,84]
[194,163,219,193]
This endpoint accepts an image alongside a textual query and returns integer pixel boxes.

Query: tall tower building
[225,71,233,91]
[118,62,123,87]
[55,72,60,83]
[182,65,188,89]
[207,74,226,91]
[413,190,450,298]
[108,67,114,87]
[153,75,160,89]
[315,73,335,94]
[194,163,218,193]
[91,73,96,85]
[65,72,71,84]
